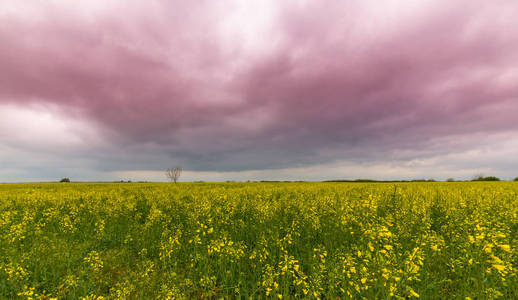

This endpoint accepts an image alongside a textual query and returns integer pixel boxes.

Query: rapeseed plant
[0,182,517,298]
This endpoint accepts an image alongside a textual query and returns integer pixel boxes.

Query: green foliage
[59,178,70,183]
[473,176,500,181]
[0,182,517,298]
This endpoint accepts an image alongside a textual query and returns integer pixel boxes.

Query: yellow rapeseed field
[0,182,517,299]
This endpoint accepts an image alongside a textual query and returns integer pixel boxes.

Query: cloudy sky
[1,0,518,182]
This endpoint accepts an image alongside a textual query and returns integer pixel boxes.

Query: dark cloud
[1,0,517,179]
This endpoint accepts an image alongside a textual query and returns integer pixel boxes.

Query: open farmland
[1,182,517,299]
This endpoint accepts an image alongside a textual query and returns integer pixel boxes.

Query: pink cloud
[1,0,517,178]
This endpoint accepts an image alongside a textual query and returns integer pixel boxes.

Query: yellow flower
[495,233,506,239]
[498,244,511,252]
[493,264,506,272]
[409,289,420,298]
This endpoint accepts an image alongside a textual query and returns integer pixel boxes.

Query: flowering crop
[0,182,517,299]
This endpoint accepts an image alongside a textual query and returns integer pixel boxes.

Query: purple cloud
[1,0,517,180]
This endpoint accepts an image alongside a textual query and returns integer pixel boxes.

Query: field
[1,182,517,299]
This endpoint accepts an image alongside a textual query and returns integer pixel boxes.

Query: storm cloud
[1,0,518,181]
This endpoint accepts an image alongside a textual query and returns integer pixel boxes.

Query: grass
[0,182,517,299]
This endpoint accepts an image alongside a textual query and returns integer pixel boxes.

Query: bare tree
[166,167,182,183]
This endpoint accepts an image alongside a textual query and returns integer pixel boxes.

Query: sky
[1,0,518,182]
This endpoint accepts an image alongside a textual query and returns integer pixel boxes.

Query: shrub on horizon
[60,178,71,183]
[472,176,500,181]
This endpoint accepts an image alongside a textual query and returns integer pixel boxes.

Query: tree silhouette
[165,167,182,183]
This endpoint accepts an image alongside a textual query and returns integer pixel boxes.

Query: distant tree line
[325,176,517,182]
[471,175,500,181]
[325,179,437,183]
